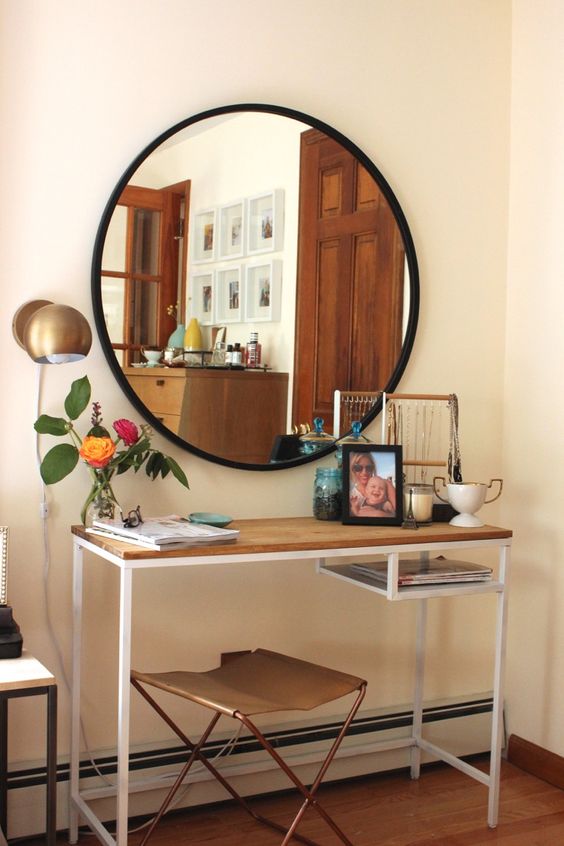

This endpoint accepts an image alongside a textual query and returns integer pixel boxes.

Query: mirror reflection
[93,106,419,469]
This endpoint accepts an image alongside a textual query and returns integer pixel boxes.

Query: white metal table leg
[488,544,510,828]
[116,567,133,846]
[69,541,83,844]
[410,596,428,779]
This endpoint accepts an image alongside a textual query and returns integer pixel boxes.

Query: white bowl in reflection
[142,349,162,367]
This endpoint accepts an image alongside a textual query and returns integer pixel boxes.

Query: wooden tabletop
[72,517,512,561]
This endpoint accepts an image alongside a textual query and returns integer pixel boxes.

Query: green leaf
[119,438,150,461]
[40,443,79,484]
[64,376,91,420]
[115,450,145,474]
[164,455,189,489]
[34,415,70,436]
[145,452,157,476]
[88,424,111,437]
[146,451,164,480]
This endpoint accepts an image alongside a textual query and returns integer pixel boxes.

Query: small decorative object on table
[188,512,233,528]
[313,467,342,521]
[403,483,434,525]
[34,376,189,525]
[433,478,503,528]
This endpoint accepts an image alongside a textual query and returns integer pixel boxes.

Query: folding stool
[131,648,367,846]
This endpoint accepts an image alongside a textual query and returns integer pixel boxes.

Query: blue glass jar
[299,418,336,456]
[313,467,342,521]
[335,420,370,468]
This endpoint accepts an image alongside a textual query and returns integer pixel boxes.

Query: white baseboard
[5,692,496,839]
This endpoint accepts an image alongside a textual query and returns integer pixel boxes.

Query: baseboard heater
[7,694,495,793]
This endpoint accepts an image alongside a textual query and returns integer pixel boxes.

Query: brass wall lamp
[6,300,92,658]
[12,299,92,363]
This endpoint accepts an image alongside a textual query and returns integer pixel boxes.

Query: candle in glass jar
[404,484,433,524]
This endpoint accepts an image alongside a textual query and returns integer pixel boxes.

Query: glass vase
[82,473,118,526]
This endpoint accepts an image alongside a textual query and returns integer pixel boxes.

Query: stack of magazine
[350,557,493,587]
[86,515,239,550]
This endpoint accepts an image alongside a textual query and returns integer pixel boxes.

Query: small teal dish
[189,512,233,528]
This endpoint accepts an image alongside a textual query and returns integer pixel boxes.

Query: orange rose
[79,436,116,468]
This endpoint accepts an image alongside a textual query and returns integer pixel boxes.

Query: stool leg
[239,683,366,846]
[132,681,320,846]
[0,697,7,838]
[138,711,221,846]
[46,687,57,846]
[239,715,354,846]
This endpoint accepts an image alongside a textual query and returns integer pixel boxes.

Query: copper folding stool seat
[131,648,367,846]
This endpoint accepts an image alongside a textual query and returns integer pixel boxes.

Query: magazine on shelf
[86,514,239,549]
[350,557,493,586]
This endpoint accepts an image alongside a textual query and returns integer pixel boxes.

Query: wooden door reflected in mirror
[293,129,405,434]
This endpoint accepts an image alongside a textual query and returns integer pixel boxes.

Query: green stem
[80,469,118,525]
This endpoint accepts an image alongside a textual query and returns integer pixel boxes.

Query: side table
[0,651,57,846]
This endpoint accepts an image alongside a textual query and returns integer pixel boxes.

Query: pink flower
[113,418,140,446]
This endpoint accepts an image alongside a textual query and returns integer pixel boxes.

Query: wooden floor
[47,757,564,845]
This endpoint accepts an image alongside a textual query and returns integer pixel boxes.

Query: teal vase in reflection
[167,323,185,348]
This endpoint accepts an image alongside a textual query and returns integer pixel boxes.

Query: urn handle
[485,478,503,504]
[433,476,448,503]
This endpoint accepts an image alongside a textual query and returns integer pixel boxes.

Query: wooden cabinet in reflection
[123,367,289,465]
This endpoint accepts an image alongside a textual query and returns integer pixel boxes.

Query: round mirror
[92,104,419,470]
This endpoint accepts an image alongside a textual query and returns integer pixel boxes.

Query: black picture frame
[342,445,403,526]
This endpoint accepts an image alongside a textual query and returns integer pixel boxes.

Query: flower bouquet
[34,376,189,524]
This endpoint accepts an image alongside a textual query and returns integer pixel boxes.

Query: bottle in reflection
[245,331,262,367]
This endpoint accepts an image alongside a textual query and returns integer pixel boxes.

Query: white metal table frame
[69,527,510,846]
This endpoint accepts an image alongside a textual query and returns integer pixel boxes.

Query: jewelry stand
[382,393,459,525]
[0,528,23,660]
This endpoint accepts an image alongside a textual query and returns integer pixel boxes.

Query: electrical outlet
[220,650,251,666]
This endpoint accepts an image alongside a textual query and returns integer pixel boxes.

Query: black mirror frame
[91,103,419,471]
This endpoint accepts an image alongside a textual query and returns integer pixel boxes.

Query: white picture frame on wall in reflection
[216,266,243,323]
[192,208,217,263]
[190,270,215,325]
[247,189,284,255]
[244,260,282,322]
[218,200,246,260]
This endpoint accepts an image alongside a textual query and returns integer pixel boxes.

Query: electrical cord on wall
[35,363,243,833]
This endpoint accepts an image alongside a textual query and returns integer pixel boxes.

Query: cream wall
[9,0,559,814]
[502,0,564,755]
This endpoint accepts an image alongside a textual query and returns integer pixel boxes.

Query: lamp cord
[35,363,242,832]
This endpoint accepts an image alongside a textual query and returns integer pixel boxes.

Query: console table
[69,518,511,846]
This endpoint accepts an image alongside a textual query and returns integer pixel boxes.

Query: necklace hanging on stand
[448,393,463,483]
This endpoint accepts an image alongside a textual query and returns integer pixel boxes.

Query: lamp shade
[13,300,92,364]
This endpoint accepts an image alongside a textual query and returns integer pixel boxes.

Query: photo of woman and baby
[344,447,402,525]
